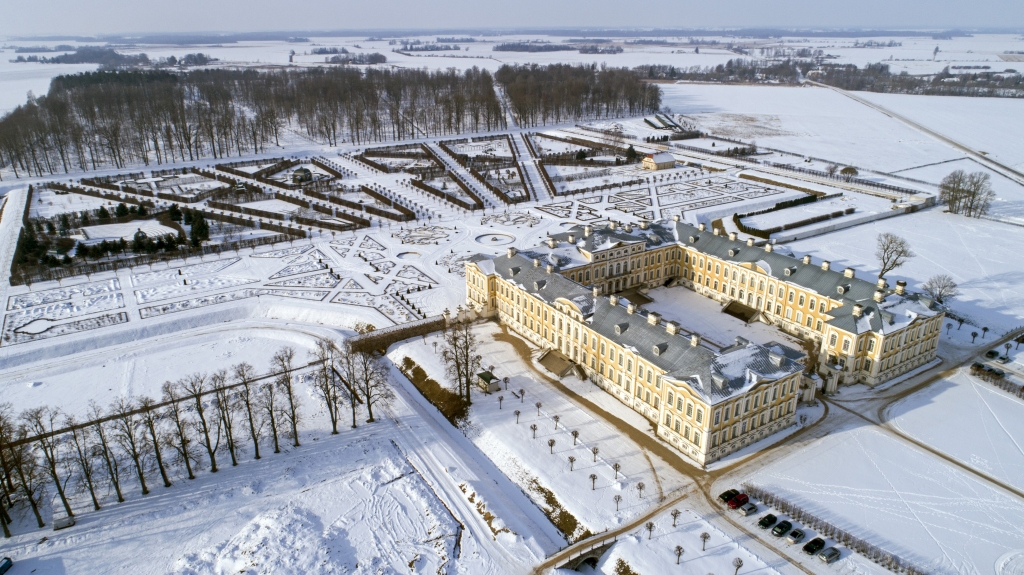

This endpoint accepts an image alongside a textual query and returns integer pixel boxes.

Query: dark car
[718,489,739,504]
[986,349,1000,358]
[771,520,793,537]
[727,493,749,509]
[0,557,12,575]
[757,514,778,529]
[803,538,826,555]
[787,529,806,544]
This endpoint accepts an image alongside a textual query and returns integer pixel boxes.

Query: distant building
[476,371,501,393]
[292,167,313,183]
[642,152,675,171]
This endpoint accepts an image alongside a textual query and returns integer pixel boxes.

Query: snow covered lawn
[566,508,781,575]
[889,368,1024,493]
[785,208,1024,333]
[741,193,892,231]
[389,322,690,542]
[81,220,178,241]
[747,425,1024,575]
[29,188,111,219]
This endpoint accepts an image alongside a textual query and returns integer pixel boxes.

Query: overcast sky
[2,0,1021,38]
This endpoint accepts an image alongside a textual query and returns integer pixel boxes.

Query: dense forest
[0,66,505,177]
[495,64,661,126]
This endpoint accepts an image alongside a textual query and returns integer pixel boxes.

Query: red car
[727,493,749,509]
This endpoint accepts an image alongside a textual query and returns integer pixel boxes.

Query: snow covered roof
[590,298,803,404]
[471,253,596,316]
[646,152,675,164]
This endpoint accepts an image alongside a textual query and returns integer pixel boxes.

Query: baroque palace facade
[464,219,943,465]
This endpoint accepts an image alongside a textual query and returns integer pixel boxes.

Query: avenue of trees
[0,338,392,537]
[0,66,506,178]
[495,63,662,126]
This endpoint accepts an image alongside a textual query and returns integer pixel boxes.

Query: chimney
[647,311,661,325]
[876,277,888,289]
[592,286,601,297]
[672,214,681,222]
[507,247,517,258]
[639,221,649,230]
[746,238,755,247]
[665,321,679,335]
[844,268,855,279]
[821,261,830,271]
[873,290,885,302]
[764,244,774,253]
[545,264,554,274]
[609,221,618,230]
[698,223,706,231]
[713,228,721,236]
[567,234,576,243]
[802,255,812,265]
[626,303,637,314]
[728,232,737,241]
[624,223,632,232]
[609,294,620,306]
[584,225,593,237]
[852,304,864,318]
[533,258,541,267]
[895,280,907,296]
[547,238,557,249]
[691,334,701,347]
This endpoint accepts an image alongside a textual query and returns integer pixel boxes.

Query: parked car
[771,520,793,537]
[818,547,842,564]
[997,356,1011,364]
[757,514,778,529]
[738,502,758,516]
[727,493,749,509]
[986,350,1000,358]
[786,529,806,544]
[718,489,739,504]
[803,538,826,555]
[0,557,12,575]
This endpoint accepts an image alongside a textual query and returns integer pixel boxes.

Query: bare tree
[940,170,995,218]
[23,407,74,518]
[922,274,959,303]
[212,371,239,467]
[9,426,46,528]
[89,402,124,503]
[671,509,681,527]
[875,232,914,279]
[614,494,622,511]
[232,363,263,460]
[139,397,172,488]
[825,163,839,177]
[675,545,684,564]
[161,382,196,479]
[441,319,481,404]
[334,341,364,429]
[259,377,282,454]
[63,415,101,511]
[358,353,394,423]
[645,520,655,539]
[568,455,576,471]
[272,347,301,447]
[733,557,744,575]
[110,398,150,496]
[181,373,220,472]
[700,531,710,550]
[310,338,344,434]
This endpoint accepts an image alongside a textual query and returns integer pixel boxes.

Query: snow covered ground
[785,207,1024,334]
[81,220,178,242]
[889,367,1024,494]
[748,424,1024,575]
[390,322,691,541]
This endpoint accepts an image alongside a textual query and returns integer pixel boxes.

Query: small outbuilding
[292,167,313,183]
[642,152,676,171]
[476,371,501,393]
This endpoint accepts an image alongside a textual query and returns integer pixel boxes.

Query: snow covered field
[889,368,1024,494]
[748,425,1024,575]
[81,220,178,242]
[785,208,1024,333]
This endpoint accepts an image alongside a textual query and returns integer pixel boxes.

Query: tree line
[0,66,504,178]
[0,338,393,537]
[495,64,662,127]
